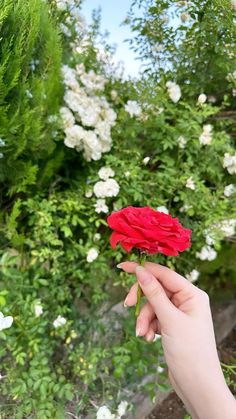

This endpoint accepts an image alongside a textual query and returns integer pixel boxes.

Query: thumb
[136,266,179,327]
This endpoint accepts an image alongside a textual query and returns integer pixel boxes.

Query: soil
[147,327,236,419]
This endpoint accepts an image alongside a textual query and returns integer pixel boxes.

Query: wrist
[186,374,236,419]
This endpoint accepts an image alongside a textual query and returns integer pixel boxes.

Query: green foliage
[0,0,63,195]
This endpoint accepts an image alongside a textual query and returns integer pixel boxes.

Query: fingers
[121,262,172,299]
[118,261,193,293]
[144,318,160,342]
[124,282,143,306]
[136,302,156,336]
[135,266,180,326]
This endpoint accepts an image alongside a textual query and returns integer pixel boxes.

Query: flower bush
[0,0,236,417]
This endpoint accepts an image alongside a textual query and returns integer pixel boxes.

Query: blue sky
[81,0,140,77]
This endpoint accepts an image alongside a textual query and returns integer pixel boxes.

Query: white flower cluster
[86,248,99,263]
[56,0,80,11]
[199,124,213,146]
[217,219,236,238]
[197,93,207,104]
[223,153,236,174]
[93,167,119,204]
[96,401,128,419]
[232,0,236,9]
[98,167,115,180]
[34,302,43,317]
[0,137,5,159]
[53,315,67,328]
[227,70,236,82]
[124,100,142,117]
[157,206,169,214]
[93,179,120,199]
[0,312,13,331]
[196,246,217,261]
[143,156,151,165]
[224,184,236,197]
[177,135,187,149]
[186,176,195,190]
[186,269,200,283]
[61,64,117,161]
[166,81,181,103]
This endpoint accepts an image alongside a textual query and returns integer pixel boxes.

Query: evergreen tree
[0,0,63,196]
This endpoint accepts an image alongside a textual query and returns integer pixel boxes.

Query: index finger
[117,261,192,293]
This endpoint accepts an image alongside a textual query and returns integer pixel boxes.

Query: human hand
[118,261,236,419]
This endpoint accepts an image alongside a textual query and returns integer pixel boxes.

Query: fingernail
[116,263,124,269]
[147,333,154,342]
[136,327,141,337]
[135,266,152,285]
[123,298,128,307]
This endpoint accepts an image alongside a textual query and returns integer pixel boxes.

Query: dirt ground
[148,327,236,419]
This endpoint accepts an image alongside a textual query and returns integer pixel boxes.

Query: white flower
[166,81,181,103]
[94,233,101,241]
[96,405,113,419]
[186,177,195,190]
[196,246,217,261]
[60,23,71,37]
[117,401,128,417]
[199,124,213,145]
[85,189,93,198]
[186,269,200,283]
[0,312,13,331]
[205,234,215,246]
[208,95,216,103]
[157,366,164,373]
[224,184,236,197]
[125,171,131,178]
[143,156,150,165]
[111,90,118,100]
[80,70,106,92]
[86,248,99,263]
[177,135,187,149]
[82,131,102,161]
[124,100,142,117]
[0,138,5,147]
[62,65,79,90]
[60,107,75,128]
[157,206,169,214]
[98,167,115,180]
[223,153,236,174]
[64,125,85,149]
[56,0,68,10]
[218,219,236,237]
[94,199,109,214]
[93,179,120,198]
[180,204,193,213]
[197,93,207,104]
[0,153,4,159]
[25,89,33,99]
[181,12,190,22]
[34,303,43,317]
[53,315,67,328]
[232,89,236,97]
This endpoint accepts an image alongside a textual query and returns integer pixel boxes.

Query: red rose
[107,206,191,256]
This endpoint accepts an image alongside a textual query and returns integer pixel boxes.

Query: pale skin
[117,261,236,419]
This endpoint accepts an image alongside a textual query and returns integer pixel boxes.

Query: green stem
[135,252,147,317]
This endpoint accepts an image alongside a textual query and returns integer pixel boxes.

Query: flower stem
[135,252,147,317]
